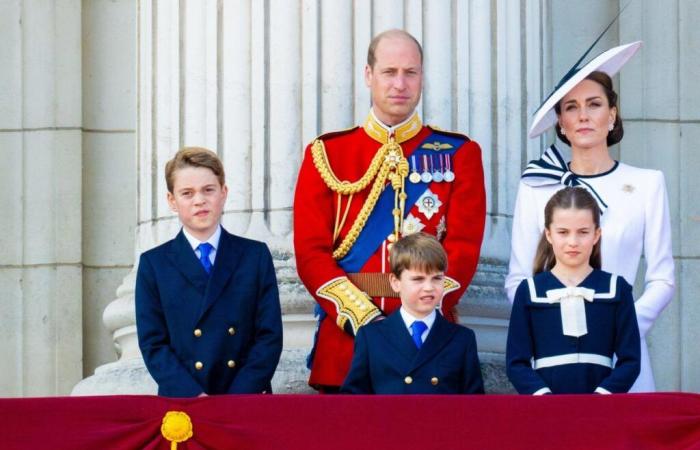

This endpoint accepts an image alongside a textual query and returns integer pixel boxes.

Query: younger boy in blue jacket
[341,232,484,394]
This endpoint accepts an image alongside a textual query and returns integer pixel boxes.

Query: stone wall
[0,1,84,396]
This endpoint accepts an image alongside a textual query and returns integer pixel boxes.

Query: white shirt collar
[399,307,436,334]
[182,225,222,251]
[370,107,417,134]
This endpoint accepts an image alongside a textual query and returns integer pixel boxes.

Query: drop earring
[560,126,565,135]
[608,122,614,131]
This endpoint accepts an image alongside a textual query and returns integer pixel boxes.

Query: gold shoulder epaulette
[426,125,471,142]
[312,126,359,143]
[303,126,359,157]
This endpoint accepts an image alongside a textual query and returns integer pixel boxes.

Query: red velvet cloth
[1,393,699,449]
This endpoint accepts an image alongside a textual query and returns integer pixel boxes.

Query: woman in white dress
[505,43,675,392]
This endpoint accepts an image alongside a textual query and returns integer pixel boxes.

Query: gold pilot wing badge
[421,141,454,151]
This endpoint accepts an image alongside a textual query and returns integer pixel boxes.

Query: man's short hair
[165,147,225,193]
[367,29,423,68]
[390,232,447,277]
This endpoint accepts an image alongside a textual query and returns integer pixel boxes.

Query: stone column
[0,1,83,396]
[81,0,138,383]
[451,0,546,391]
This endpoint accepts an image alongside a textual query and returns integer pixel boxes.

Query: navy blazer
[136,227,283,397]
[341,310,484,394]
[506,270,640,395]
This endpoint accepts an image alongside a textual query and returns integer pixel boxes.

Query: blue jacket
[507,269,640,394]
[341,310,484,394]
[136,228,283,397]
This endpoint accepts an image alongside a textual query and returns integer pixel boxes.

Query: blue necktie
[197,243,213,274]
[410,321,428,349]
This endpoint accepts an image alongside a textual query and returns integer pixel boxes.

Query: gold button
[404,376,413,385]
[227,360,236,368]
[431,377,439,386]
[228,327,236,335]
[387,234,397,243]
[193,329,202,337]
[195,361,203,370]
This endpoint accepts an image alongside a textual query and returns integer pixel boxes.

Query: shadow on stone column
[72,268,157,395]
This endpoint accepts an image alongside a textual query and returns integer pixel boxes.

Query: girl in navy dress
[506,187,640,395]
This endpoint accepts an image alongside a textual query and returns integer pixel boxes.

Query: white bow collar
[533,286,596,337]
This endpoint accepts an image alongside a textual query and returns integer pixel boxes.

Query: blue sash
[338,132,465,272]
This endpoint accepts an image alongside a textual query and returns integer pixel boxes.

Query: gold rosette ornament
[161,411,194,450]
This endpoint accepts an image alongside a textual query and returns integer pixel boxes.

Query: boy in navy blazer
[136,147,283,397]
[341,233,484,394]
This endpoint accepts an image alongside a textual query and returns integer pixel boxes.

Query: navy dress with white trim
[506,269,640,394]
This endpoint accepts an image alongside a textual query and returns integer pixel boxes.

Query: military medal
[420,154,432,183]
[417,189,442,219]
[443,154,455,182]
[436,216,447,241]
[409,155,421,184]
[402,213,425,235]
[432,154,443,182]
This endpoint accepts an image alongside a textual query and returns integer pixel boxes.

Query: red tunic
[294,113,486,388]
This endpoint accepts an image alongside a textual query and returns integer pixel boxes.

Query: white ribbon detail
[533,286,595,337]
[521,145,608,213]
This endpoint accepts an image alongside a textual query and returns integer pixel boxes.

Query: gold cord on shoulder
[333,193,354,243]
[333,139,409,260]
[332,162,390,259]
[312,131,411,259]
[311,139,388,195]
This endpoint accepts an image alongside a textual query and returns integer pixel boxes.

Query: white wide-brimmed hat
[528,40,642,138]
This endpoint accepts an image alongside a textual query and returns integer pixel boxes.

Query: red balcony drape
[1,393,699,449]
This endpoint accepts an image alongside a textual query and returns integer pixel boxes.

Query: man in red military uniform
[294,29,486,391]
